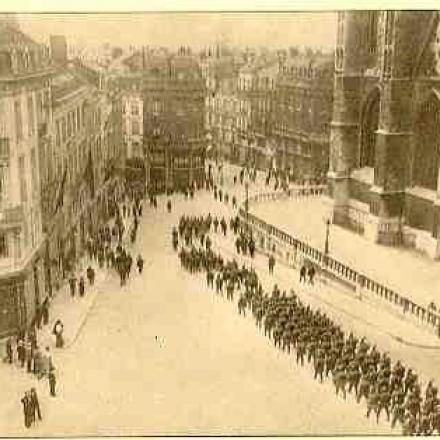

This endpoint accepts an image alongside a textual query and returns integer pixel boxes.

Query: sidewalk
[252,196,440,312]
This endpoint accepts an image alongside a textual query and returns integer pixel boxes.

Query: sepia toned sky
[18,12,337,51]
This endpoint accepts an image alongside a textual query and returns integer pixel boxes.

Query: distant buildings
[118,46,206,193]
[203,45,334,179]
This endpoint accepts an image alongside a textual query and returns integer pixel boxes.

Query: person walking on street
[17,338,25,368]
[53,320,64,348]
[30,388,42,423]
[69,275,77,298]
[79,276,85,298]
[48,367,57,397]
[5,337,13,363]
[137,254,144,274]
[21,391,31,428]
[86,266,95,286]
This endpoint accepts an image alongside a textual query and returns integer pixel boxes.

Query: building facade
[0,22,53,337]
[272,53,333,181]
[140,48,206,193]
[236,62,278,169]
[122,86,143,159]
[327,11,440,257]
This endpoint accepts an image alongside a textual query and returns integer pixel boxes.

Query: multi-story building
[145,48,206,192]
[327,11,440,257]
[0,21,53,337]
[272,52,333,180]
[236,61,278,169]
[40,61,125,284]
[122,87,143,159]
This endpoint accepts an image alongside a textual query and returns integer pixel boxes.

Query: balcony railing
[0,205,23,226]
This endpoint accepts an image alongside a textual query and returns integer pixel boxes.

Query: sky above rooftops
[17,12,337,52]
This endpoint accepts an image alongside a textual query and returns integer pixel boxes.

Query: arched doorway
[360,88,380,168]
[413,92,440,190]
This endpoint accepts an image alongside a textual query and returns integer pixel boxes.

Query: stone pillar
[327,12,368,225]
[367,12,418,245]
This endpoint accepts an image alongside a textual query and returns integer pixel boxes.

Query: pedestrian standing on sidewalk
[30,388,42,423]
[21,391,31,428]
[53,320,64,348]
[69,275,77,298]
[79,276,85,298]
[5,336,13,363]
[48,367,57,397]
[137,254,144,274]
[86,266,95,286]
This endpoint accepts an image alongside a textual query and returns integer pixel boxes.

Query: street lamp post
[324,218,331,255]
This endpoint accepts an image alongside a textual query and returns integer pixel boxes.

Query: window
[27,95,34,136]
[0,164,9,204]
[367,11,378,54]
[30,148,37,193]
[77,107,81,130]
[18,156,27,202]
[132,120,140,135]
[56,120,61,147]
[131,103,139,116]
[14,100,22,140]
[72,111,77,134]
[0,234,8,258]
[61,118,66,142]
[67,112,72,137]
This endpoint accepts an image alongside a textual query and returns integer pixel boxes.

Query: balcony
[0,138,10,161]
[0,205,23,228]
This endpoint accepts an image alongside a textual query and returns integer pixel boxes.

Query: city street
[1,176,393,436]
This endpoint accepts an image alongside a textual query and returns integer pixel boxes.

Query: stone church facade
[327,11,440,257]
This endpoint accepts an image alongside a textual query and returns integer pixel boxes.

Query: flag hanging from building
[54,167,67,214]
[84,149,95,198]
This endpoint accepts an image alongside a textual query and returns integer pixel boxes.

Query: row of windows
[14,93,40,141]
[55,105,85,147]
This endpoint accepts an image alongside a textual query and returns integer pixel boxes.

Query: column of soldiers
[173,211,440,436]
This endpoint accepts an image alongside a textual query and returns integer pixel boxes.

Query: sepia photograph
[0,3,440,436]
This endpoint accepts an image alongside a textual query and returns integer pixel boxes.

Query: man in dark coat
[68,275,77,297]
[21,391,31,428]
[30,388,42,423]
[48,368,57,397]
[136,255,144,274]
[79,277,85,297]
